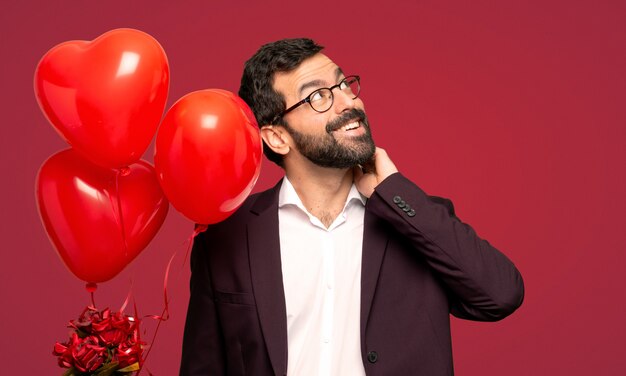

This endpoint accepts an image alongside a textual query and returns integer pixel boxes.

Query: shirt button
[393,196,402,204]
[367,351,378,363]
[323,338,330,344]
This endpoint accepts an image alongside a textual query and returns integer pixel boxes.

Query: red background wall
[1,0,624,374]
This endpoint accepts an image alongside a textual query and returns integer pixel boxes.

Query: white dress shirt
[278,177,367,376]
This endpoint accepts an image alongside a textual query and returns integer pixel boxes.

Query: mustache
[325,108,368,133]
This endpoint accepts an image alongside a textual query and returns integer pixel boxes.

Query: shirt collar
[278,176,366,211]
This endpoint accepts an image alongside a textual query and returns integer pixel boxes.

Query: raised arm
[355,148,524,321]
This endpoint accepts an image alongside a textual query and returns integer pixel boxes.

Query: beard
[283,108,376,169]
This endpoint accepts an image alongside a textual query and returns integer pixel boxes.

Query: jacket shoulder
[198,179,283,232]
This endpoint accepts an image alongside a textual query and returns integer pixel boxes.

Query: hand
[353,147,398,198]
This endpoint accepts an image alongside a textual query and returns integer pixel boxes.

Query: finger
[372,147,398,178]
[353,165,364,180]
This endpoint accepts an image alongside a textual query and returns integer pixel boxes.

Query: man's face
[272,54,375,168]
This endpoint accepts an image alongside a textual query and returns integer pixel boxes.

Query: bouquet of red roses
[53,306,145,375]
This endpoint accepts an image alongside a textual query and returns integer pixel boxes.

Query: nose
[332,88,357,114]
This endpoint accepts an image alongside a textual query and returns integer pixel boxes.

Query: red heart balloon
[36,149,169,283]
[154,89,262,224]
[34,28,169,168]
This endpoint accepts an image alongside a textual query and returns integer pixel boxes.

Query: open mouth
[330,119,362,133]
[339,120,360,131]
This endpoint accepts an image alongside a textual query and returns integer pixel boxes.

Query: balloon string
[85,282,98,308]
[141,236,186,367]
[184,224,207,266]
[138,224,206,373]
[119,280,133,313]
[134,300,147,376]
[138,252,175,373]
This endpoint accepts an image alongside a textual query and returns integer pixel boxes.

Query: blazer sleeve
[367,172,525,321]
[180,230,227,375]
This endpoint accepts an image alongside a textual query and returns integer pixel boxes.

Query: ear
[260,125,290,156]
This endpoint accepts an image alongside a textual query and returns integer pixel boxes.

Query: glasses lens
[342,76,360,99]
[309,88,333,112]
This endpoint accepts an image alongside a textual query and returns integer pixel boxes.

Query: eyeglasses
[272,75,361,124]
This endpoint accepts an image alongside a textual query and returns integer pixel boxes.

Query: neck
[284,159,354,228]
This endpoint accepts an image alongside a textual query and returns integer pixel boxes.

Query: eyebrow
[297,67,345,97]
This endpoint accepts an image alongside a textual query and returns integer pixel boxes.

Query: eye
[339,79,350,90]
[309,90,324,102]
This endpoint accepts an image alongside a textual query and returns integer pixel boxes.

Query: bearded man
[180,38,524,376]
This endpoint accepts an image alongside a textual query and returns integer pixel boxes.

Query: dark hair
[239,38,324,166]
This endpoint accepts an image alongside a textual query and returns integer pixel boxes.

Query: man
[180,38,524,376]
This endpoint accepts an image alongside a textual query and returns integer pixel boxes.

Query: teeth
[340,121,360,131]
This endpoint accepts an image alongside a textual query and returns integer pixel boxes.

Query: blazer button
[407,209,416,217]
[393,196,402,204]
[398,200,406,208]
[402,205,411,212]
[367,351,378,363]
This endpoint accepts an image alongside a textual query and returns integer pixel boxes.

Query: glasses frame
[271,75,360,124]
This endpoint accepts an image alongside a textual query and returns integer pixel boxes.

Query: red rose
[116,341,143,368]
[54,306,145,374]
[98,327,127,346]
[71,335,107,372]
[90,308,112,333]
[70,306,101,334]
[53,332,81,368]
[111,311,136,333]
[53,332,107,372]
[95,310,138,346]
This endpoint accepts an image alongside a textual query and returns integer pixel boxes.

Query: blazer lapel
[248,180,288,376]
[360,208,389,342]
[246,180,389,374]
